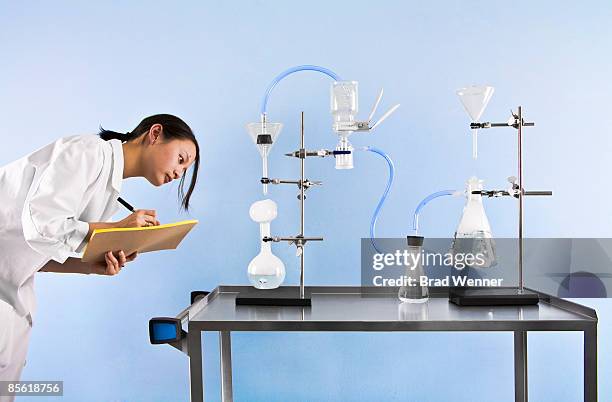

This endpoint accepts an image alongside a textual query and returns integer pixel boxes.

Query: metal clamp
[285,149,334,158]
[473,177,552,199]
[470,110,535,131]
[334,88,400,132]
[473,190,553,198]
[263,235,324,245]
[261,178,322,194]
[263,235,324,257]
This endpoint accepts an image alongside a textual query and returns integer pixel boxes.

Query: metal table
[149,286,598,402]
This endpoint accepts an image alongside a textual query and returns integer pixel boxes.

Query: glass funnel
[456,85,494,159]
[246,122,283,194]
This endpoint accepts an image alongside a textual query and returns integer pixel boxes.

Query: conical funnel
[456,85,494,159]
[246,122,283,157]
[456,85,494,121]
[246,122,282,195]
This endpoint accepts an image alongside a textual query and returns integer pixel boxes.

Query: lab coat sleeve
[21,140,105,263]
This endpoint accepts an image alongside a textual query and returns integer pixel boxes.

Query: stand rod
[300,111,305,299]
[518,106,524,292]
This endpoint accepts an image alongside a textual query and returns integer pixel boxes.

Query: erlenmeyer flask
[452,177,497,268]
[398,236,429,303]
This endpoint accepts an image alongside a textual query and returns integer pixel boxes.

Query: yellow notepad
[81,220,198,263]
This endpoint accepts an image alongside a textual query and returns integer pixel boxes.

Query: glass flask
[330,81,358,170]
[452,177,497,268]
[398,236,429,303]
[330,80,358,128]
[247,199,286,289]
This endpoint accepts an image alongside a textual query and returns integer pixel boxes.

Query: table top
[186,286,597,332]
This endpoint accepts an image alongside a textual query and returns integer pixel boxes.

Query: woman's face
[142,125,197,187]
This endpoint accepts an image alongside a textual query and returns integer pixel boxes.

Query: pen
[117,197,135,213]
[118,197,158,227]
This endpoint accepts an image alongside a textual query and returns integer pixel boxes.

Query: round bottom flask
[247,199,286,289]
[247,247,285,289]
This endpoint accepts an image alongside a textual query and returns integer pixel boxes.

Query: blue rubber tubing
[412,190,456,234]
[260,65,341,116]
[365,147,395,254]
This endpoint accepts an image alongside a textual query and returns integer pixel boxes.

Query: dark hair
[99,114,200,212]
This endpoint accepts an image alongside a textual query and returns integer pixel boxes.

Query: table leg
[584,326,597,402]
[220,331,234,402]
[188,330,204,402]
[514,331,528,402]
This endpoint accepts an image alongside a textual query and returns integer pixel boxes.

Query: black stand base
[449,288,540,306]
[235,286,311,307]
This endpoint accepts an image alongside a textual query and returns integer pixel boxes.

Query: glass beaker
[398,299,429,320]
[398,236,429,303]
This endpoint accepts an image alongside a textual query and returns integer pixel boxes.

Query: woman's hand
[116,209,160,228]
[90,250,138,275]
[86,210,160,244]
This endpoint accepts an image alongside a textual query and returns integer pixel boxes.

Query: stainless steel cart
[149,286,598,402]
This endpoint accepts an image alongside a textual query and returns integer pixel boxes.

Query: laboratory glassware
[247,199,286,289]
[456,85,494,159]
[398,236,429,303]
[331,81,358,169]
[246,122,283,195]
[452,176,497,268]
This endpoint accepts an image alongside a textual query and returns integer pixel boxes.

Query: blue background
[1,1,611,400]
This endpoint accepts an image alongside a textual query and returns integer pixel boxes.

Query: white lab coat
[0,135,124,384]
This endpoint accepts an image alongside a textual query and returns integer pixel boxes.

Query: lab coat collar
[109,139,124,193]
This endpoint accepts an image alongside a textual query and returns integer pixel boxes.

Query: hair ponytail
[98,128,140,142]
[98,114,200,212]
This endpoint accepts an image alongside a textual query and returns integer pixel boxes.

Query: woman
[0,114,200,388]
